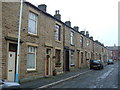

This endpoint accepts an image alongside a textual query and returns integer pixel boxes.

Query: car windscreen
[108,59,113,62]
[93,60,100,63]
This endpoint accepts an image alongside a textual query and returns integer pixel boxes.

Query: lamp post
[15,0,23,83]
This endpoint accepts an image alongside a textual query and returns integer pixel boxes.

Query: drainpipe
[16,0,23,83]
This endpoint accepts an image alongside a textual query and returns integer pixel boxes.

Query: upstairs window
[28,12,37,34]
[87,40,90,46]
[70,31,74,45]
[80,36,83,48]
[55,24,61,41]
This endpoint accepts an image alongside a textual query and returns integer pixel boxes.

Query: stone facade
[1,1,111,83]
[2,2,64,82]
[0,1,2,79]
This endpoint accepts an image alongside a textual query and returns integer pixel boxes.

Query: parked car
[107,59,114,65]
[90,60,104,70]
[0,79,20,89]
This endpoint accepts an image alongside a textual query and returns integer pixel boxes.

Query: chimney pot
[54,10,61,20]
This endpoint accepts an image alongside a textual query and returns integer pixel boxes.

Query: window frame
[55,49,61,67]
[27,46,36,71]
[70,31,74,45]
[87,40,90,46]
[28,12,38,35]
[55,24,61,41]
[70,51,75,66]
[80,36,83,48]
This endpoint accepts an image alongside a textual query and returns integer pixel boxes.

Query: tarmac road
[51,62,118,88]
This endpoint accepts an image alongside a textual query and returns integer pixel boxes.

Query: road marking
[89,68,115,88]
[97,68,114,80]
[34,70,91,89]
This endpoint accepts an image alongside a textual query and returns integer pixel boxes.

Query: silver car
[0,79,20,89]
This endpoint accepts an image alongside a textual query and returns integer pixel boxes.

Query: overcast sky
[27,0,119,46]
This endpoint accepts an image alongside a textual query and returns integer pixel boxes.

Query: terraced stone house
[0,1,111,83]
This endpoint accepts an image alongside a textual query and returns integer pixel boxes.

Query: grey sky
[27,0,118,46]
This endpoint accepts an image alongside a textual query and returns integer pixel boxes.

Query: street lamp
[15,0,23,83]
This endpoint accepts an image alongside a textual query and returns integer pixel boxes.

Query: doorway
[64,49,69,71]
[77,51,80,68]
[45,49,51,76]
[8,43,17,81]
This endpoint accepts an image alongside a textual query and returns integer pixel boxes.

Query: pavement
[20,68,91,89]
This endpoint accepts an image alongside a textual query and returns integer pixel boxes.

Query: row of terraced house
[0,1,111,83]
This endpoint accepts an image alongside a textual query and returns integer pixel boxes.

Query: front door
[8,52,16,81]
[77,51,80,68]
[45,49,51,76]
[65,50,69,71]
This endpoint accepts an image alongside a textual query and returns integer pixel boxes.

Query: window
[55,24,61,41]
[28,12,37,34]
[81,52,83,63]
[87,40,90,46]
[27,46,36,70]
[102,48,104,52]
[80,36,83,48]
[70,31,74,45]
[55,49,61,67]
[70,51,75,66]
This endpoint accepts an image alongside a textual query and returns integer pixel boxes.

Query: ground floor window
[27,46,36,70]
[70,51,75,66]
[55,49,61,67]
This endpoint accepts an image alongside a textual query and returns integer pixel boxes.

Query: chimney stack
[65,21,71,27]
[80,31,85,35]
[54,10,61,20]
[38,4,47,12]
[90,36,93,40]
[74,26,79,31]
[86,31,89,37]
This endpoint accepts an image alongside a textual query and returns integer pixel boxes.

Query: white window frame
[70,31,74,45]
[70,51,75,65]
[55,24,60,41]
[80,36,83,48]
[87,40,90,46]
[27,46,36,71]
[28,12,37,35]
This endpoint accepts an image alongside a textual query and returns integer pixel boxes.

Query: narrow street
[51,62,118,88]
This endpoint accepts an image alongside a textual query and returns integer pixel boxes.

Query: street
[51,62,118,88]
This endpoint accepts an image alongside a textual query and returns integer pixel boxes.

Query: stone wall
[2,2,64,82]
[0,1,2,79]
